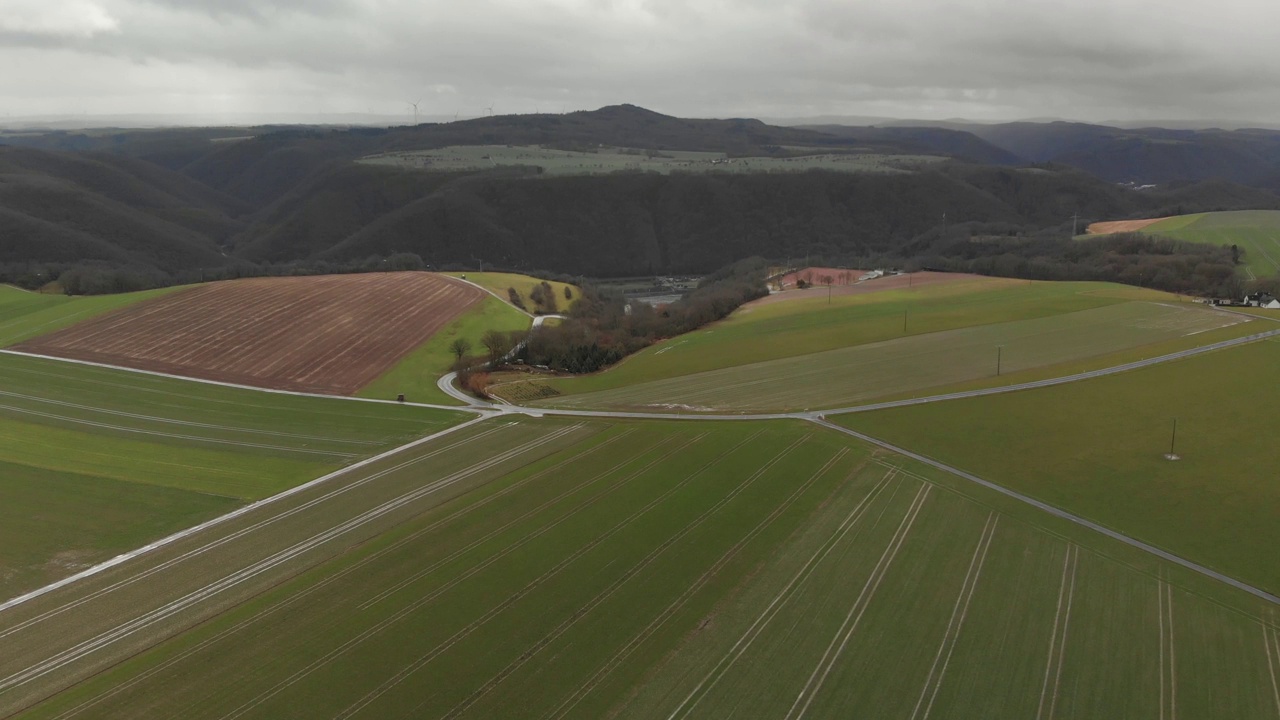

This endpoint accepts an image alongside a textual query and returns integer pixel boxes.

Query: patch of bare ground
[1086,217,1172,234]
[747,271,993,307]
[16,272,485,395]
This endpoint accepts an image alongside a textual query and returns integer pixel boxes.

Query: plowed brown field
[1086,217,1171,234]
[16,273,485,394]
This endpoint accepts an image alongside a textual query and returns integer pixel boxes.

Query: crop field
[536,301,1250,412]
[0,285,182,348]
[0,352,464,598]
[357,294,530,404]
[1091,210,1280,280]
[836,337,1280,597]
[5,417,1277,719]
[759,270,982,305]
[15,272,484,395]
[494,279,1169,403]
[358,145,944,176]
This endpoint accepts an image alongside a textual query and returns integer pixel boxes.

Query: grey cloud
[4,0,1280,124]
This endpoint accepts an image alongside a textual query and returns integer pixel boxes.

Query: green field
[837,338,1280,597]
[1142,210,1280,280]
[0,352,466,597]
[359,145,944,177]
[535,301,1250,412]
[493,279,1176,403]
[6,417,1277,719]
[358,295,530,404]
[0,285,183,347]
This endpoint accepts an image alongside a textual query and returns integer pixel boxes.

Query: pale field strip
[0,416,498,619]
[544,448,861,720]
[0,350,469,411]
[0,423,582,700]
[818,419,1280,608]
[441,448,854,720]
[354,429,709,611]
[330,435,808,717]
[909,511,998,720]
[42,426,649,720]
[786,483,932,720]
[552,302,1249,412]
[0,420,511,642]
[1265,611,1280,718]
[0,401,359,458]
[663,466,900,720]
[0,388,381,445]
[218,429,756,720]
[1159,578,1177,720]
[1036,545,1079,720]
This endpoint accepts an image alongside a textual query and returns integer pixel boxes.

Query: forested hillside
[3,105,1280,293]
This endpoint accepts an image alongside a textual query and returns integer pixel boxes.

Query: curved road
[8,323,1280,613]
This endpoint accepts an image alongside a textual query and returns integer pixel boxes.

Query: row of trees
[514,257,769,375]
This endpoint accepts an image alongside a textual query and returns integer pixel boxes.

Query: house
[1242,292,1277,307]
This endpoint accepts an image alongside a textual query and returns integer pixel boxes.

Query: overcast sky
[2,0,1277,126]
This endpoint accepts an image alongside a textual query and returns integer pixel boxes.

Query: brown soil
[1085,217,1171,234]
[748,271,990,308]
[773,266,866,289]
[17,272,485,395]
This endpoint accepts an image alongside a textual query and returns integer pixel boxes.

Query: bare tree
[449,337,472,361]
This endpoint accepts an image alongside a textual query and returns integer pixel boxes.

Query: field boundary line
[1265,619,1280,718]
[355,429,697,610]
[0,414,496,615]
[811,418,1280,607]
[446,449,852,719]
[48,427,637,720]
[453,277,535,318]
[663,466,899,720]
[0,423,515,643]
[1037,545,1078,720]
[0,424,581,696]
[0,349,480,413]
[331,433,811,720]
[542,448,860,717]
[0,401,358,458]
[0,423,583,698]
[787,482,932,720]
[912,512,998,720]
[222,430,759,720]
[816,328,1280,417]
[0,388,380,445]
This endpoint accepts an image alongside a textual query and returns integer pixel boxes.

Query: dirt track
[16,273,484,395]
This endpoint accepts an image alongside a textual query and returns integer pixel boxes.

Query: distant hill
[799,125,1021,166]
[4,105,1280,289]
[0,146,243,275]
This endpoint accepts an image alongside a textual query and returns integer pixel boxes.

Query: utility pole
[996,345,1003,376]
[1072,211,1079,236]
[828,283,832,305]
[1169,418,1178,457]
[903,309,908,333]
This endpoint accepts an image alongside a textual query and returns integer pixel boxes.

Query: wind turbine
[453,110,460,122]
[485,103,494,117]
[407,99,422,125]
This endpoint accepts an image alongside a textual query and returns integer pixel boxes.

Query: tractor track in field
[0,423,582,709]
[6,301,1280,717]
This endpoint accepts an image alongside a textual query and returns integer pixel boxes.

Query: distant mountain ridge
[3,104,1280,288]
